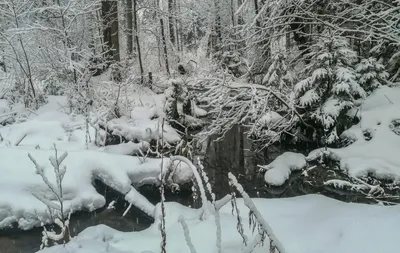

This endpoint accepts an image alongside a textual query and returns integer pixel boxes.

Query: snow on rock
[308,86,400,182]
[37,194,400,253]
[261,152,307,186]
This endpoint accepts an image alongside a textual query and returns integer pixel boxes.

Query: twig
[229,173,287,253]
[384,95,393,104]
[15,133,27,146]
[179,216,198,253]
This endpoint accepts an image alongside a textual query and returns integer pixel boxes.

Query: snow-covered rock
[260,152,307,186]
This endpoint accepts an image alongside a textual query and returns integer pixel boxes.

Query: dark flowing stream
[0,125,398,253]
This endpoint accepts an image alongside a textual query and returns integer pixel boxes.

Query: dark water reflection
[1,125,398,253]
[0,181,192,253]
[202,125,400,204]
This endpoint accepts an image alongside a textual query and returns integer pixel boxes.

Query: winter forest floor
[4,0,400,251]
[1,64,400,253]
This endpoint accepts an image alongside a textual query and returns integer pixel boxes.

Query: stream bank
[1,125,399,253]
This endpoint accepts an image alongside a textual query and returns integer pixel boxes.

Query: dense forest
[1,1,400,253]
[1,0,399,146]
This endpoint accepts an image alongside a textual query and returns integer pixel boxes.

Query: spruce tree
[294,37,366,144]
[356,57,389,93]
[262,52,293,92]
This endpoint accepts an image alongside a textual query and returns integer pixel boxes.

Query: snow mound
[103,141,150,155]
[0,96,192,230]
[131,106,164,121]
[37,195,400,253]
[106,116,181,144]
[260,152,307,186]
[0,147,192,230]
[308,86,400,182]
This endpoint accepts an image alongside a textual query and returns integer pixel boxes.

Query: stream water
[0,126,396,253]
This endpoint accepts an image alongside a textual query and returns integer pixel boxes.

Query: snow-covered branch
[228,172,287,253]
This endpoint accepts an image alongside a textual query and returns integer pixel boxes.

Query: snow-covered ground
[309,85,400,181]
[261,86,400,186]
[0,94,192,230]
[37,194,400,253]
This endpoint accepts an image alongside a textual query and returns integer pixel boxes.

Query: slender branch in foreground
[228,172,287,253]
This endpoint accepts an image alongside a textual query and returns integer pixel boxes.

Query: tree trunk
[168,0,175,46]
[102,0,120,62]
[237,0,244,25]
[214,0,222,44]
[0,54,5,72]
[160,18,170,76]
[126,0,133,56]
[254,0,260,27]
[133,0,144,84]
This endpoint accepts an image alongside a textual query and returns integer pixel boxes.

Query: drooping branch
[229,172,287,253]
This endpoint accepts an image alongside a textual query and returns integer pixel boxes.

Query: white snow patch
[308,86,400,181]
[107,116,181,144]
[102,141,150,156]
[0,148,192,230]
[193,104,207,117]
[260,152,307,186]
[0,99,9,114]
[37,194,400,253]
[259,111,285,127]
[0,95,192,230]
[131,106,164,121]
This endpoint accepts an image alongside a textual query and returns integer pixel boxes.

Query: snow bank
[131,106,164,121]
[308,86,400,182]
[260,152,307,186]
[106,116,180,144]
[103,141,150,155]
[37,194,400,253]
[0,95,192,230]
[0,147,192,230]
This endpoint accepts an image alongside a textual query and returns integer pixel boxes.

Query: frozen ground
[0,93,191,230]
[37,194,400,253]
[261,86,400,186]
